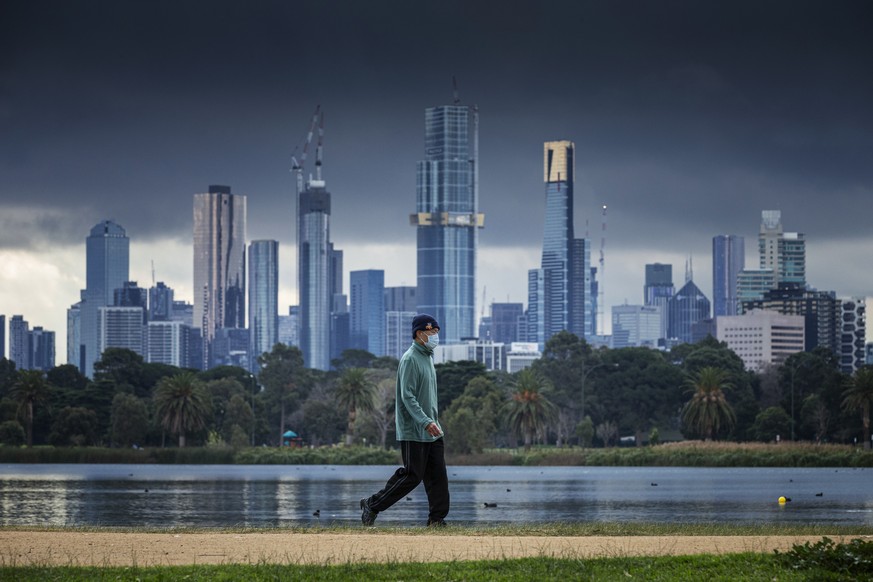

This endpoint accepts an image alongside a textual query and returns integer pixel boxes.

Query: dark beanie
[411,313,440,338]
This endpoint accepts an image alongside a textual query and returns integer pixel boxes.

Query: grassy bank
[0,552,867,581]
[1,441,871,467]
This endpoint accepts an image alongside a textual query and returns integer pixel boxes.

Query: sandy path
[1,531,864,567]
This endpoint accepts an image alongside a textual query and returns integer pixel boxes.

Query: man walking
[360,314,449,527]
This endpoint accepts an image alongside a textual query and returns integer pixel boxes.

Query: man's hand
[425,422,443,437]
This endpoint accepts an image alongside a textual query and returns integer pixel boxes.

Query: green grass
[0,554,856,581]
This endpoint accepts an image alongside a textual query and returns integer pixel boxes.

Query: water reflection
[0,464,870,527]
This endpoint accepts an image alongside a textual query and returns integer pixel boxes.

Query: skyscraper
[9,315,29,369]
[412,102,483,343]
[193,185,246,369]
[28,326,55,371]
[491,303,524,345]
[350,269,385,356]
[668,279,711,345]
[0,315,5,360]
[79,220,130,376]
[148,282,174,321]
[248,240,279,368]
[98,306,145,357]
[528,141,591,345]
[644,263,674,340]
[759,210,806,286]
[298,166,335,370]
[712,235,745,317]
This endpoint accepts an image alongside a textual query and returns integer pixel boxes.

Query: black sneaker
[427,518,447,527]
[360,498,377,526]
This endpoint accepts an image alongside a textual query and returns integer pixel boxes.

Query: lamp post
[580,362,619,421]
[249,373,257,447]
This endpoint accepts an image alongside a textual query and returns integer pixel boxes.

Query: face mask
[426,333,440,350]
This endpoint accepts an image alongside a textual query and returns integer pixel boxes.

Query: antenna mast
[597,204,607,336]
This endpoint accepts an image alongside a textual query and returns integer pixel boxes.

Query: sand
[1,531,865,567]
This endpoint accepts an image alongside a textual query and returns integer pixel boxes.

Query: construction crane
[291,105,321,194]
[598,204,607,336]
[314,110,324,182]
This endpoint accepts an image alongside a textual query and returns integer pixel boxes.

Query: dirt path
[1,531,865,567]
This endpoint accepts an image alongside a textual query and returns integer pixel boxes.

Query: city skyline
[2,1,872,359]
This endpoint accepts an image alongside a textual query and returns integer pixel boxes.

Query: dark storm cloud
[1,1,871,253]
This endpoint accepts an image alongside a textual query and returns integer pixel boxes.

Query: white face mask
[425,333,439,349]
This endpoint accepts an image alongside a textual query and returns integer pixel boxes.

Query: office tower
[298,163,336,370]
[97,306,144,357]
[478,316,492,340]
[433,339,506,371]
[248,240,279,368]
[278,306,299,347]
[668,279,711,345]
[412,102,483,344]
[0,314,5,359]
[741,284,840,353]
[384,286,417,312]
[66,303,80,366]
[759,210,806,286]
[644,263,674,339]
[839,297,866,374]
[526,269,545,344]
[529,140,590,344]
[79,220,130,376]
[146,320,189,367]
[717,310,805,371]
[386,310,416,360]
[171,301,194,327]
[149,282,174,321]
[737,269,777,306]
[350,270,386,356]
[712,235,745,317]
[28,326,55,371]
[611,305,662,349]
[491,303,524,345]
[114,281,148,324]
[193,185,247,369]
[9,315,29,369]
[589,266,599,335]
[211,328,249,369]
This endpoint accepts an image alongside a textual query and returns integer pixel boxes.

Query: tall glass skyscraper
[644,263,674,340]
[248,240,279,369]
[712,235,745,317]
[528,141,591,345]
[350,269,385,356]
[413,104,483,343]
[78,220,130,376]
[193,185,246,369]
[298,174,334,370]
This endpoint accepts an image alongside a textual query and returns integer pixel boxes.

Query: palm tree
[681,366,736,441]
[9,370,51,447]
[504,368,556,451]
[153,372,211,447]
[842,367,873,449]
[335,368,377,445]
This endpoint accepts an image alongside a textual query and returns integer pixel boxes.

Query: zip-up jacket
[395,340,441,442]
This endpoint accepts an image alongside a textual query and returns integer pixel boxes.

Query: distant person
[360,314,449,527]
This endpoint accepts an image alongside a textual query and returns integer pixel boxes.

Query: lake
[1,464,870,527]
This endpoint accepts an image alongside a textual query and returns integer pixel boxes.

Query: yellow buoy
[778,496,786,504]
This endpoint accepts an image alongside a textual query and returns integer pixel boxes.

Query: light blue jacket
[395,341,441,442]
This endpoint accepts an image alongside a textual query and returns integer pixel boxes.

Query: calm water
[0,464,870,527]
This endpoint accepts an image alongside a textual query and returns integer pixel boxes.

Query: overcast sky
[2,1,872,357]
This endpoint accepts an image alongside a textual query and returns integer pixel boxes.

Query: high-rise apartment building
[712,235,745,317]
[193,185,246,369]
[77,220,130,376]
[9,315,29,369]
[248,240,279,368]
[740,284,840,353]
[28,326,55,371]
[114,281,148,323]
[527,141,591,345]
[97,306,144,357]
[644,263,674,340]
[759,210,806,286]
[491,303,524,345]
[350,270,386,356]
[839,297,866,374]
[146,320,189,367]
[386,310,416,360]
[412,103,483,344]
[0,314,5,360]
[298,168,336,370]
[278,306,299,348]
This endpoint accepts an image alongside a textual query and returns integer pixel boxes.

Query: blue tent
[283,430,298,438]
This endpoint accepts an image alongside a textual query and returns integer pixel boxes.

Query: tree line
[1,333,871,451]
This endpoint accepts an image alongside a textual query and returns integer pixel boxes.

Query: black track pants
[366,438,449,522]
